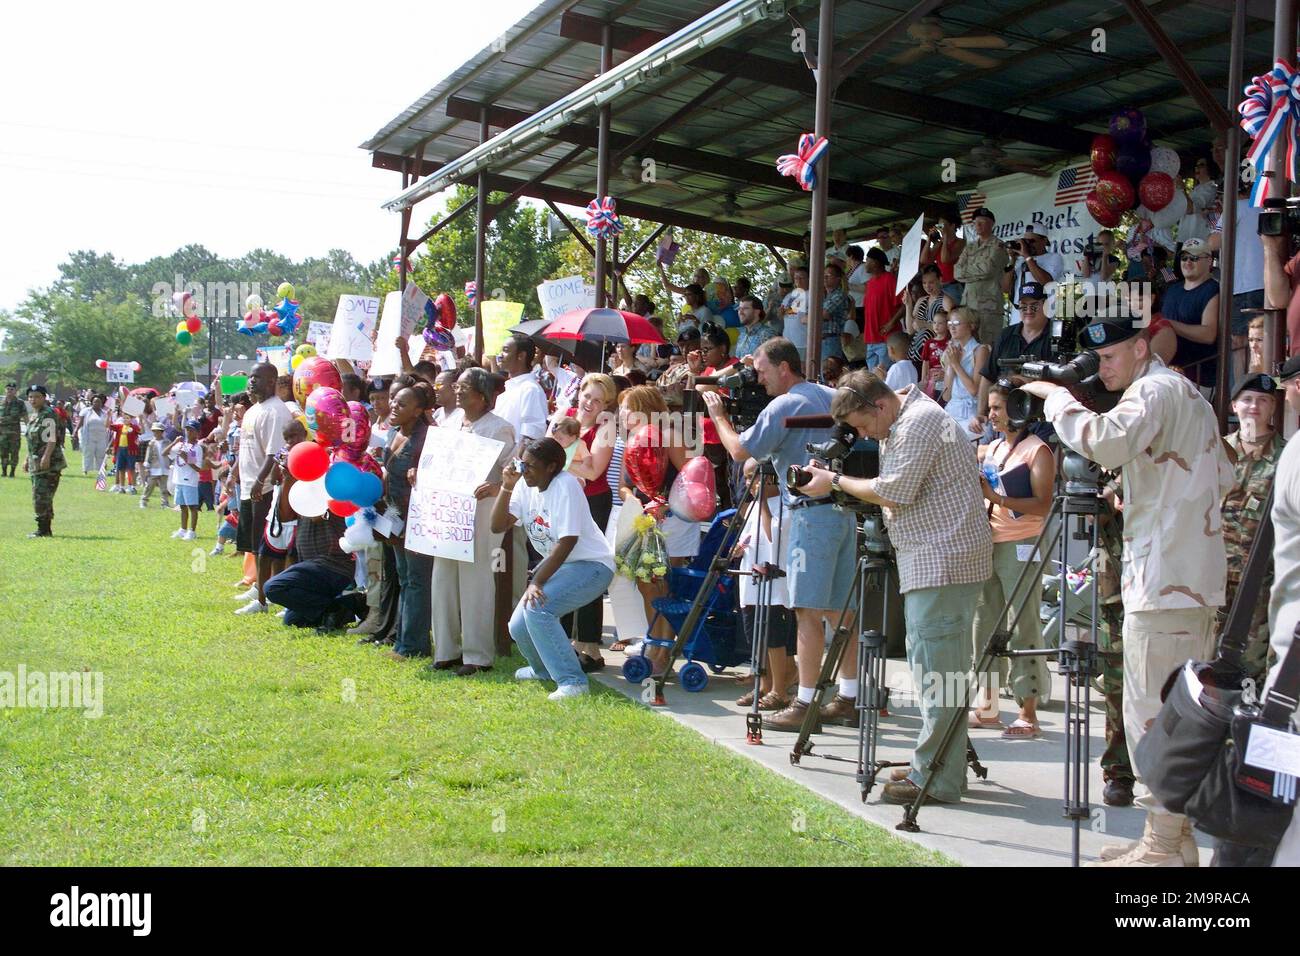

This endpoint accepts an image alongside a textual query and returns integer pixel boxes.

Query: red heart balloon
[1138,171,1175,212]
[624,426,667,498]
[328,499,360,517]
[1090,134,1117,176]
[1094,170,1136,213]
[1085,189,1122,228]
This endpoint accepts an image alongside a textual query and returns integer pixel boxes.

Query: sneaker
[275,608,287,618]
[234,600,268,615]
[209,544,225,557]
[548,683,589,700]
[233,586,260,602]
[170,528,186,539]
[514,666,544,681]
[139,498,147,509]
[183,530,197,541]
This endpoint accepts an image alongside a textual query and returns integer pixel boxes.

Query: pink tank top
[987,434,1049,544]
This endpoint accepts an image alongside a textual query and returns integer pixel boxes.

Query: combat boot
[1090,813,1196,866]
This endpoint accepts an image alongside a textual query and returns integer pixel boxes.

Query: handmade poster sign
[323,295,379,362]
[480,300,525,359]
[536,276,596,323]
[305,321,333,352]
[121,395,146,417]
[104,361,136,384]
[404,427,505,561]
[894,213,926,288]
[369,291,426,376]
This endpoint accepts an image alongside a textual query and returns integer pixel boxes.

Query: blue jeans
[864,342,891,370]
[265,559,360,628]
[509,559,614,688]
[393,544,434,656]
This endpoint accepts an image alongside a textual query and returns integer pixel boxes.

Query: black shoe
[432,657,463,671]
[578,652,605,673]
[1103,777,1135,807]
[453,663,492,677]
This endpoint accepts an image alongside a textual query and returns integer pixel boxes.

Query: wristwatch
[831,473,842,491]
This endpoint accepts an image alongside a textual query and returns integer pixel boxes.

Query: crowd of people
[9,141,1300,866]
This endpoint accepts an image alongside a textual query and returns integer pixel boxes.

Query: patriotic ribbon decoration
[1238,56,1300,206]
[464,281,477,306]
[585,196,623,239]
[776,133,830,191]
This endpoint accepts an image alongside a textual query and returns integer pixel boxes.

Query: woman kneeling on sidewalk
[491,437,615,701]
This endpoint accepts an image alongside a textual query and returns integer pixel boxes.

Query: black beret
[1231,373,1279,401]
[1078,319,1138,349]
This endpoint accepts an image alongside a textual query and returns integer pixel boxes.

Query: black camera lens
[786,464,811,489]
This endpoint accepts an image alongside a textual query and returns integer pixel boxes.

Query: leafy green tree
[2,292,191,391]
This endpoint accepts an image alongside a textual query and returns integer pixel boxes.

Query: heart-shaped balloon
[624,426,667,498]
[668,455,717,522]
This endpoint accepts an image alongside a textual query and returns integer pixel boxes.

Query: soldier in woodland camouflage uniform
[0,381,26,477]
[1217,375,1285,683]
[1095,484,1134,806]
[24,385,66,537]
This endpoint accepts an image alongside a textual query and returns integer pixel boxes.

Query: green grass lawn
[0,465,950,866]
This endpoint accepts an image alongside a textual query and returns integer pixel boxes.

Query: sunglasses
[1179,254,1207,263]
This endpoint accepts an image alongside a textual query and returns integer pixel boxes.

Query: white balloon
[245,293,264,312]
[1148,146,1181,177]
[288,476,329,518]
[1148,198,1183,229]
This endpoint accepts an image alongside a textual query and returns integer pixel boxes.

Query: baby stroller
[622,509,747,693]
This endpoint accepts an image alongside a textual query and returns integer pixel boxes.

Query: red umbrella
[542,308,666,345]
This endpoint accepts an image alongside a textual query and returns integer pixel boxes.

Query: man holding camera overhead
[1018,318,1233,866]
[702,337,862,732]
[796,371,991,804]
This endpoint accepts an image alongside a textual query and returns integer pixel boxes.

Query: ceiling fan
[889,16,1008,69]
[719,192,742,219]
[963,139,1048,178]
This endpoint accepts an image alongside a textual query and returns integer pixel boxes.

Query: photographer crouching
[1017,318,1233,866]
[701,338,861,731]
[795,370,992,805]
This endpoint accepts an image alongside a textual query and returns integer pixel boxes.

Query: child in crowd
[166,419,209,541]
[138,422,171,508]
[551,416,590,485]
[920,307,950,397]
[881,332,918,390]
[248,419,306,592]
[108,414,140,493]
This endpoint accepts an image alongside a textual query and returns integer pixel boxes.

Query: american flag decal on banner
[957,190,988,225]
[1055,162,1097,206]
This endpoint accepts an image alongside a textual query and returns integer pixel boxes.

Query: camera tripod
[785,509,989,799]
[896,451,1104,868]
[740,464,787,744]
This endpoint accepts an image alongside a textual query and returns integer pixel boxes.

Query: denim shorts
[114,448,135,472]
[175,484,199,507]
[786,504,858,610]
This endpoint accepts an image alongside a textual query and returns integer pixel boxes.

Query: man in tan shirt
[1021,318,1232,866]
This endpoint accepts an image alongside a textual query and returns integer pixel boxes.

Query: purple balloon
[1108,108,1147,147]
[1115,145,1152,184]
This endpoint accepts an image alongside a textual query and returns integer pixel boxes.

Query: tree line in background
[0,185,776,391]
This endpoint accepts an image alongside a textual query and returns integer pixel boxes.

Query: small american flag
[957,190,988,225]
[1054,162,1097,206]
[391,253,403,268]
[95,457,107,491]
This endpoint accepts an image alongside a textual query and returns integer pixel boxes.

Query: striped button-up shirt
[876,386,992,593]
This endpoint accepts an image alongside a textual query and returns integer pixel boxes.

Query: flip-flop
[968,712,1004,730]
[609,639,634,652]
[1001,718,1041,740]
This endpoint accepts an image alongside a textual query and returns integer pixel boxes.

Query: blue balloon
[274,298,300,327]
[351,472,383,508]
[344,514,357,527]
[324,461,362,501]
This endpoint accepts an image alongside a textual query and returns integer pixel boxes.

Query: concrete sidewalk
[591,645,1212,867]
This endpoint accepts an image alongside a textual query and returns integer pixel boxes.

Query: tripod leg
[788,626,849,764]
[746,577,772,745]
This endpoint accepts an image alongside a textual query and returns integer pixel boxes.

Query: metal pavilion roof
[362,0,1275,246]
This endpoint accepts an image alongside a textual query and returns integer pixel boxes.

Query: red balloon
[185,316,202,334]
[1094,170,1136,213]
[624,425,667,498]
[267,321,282,337]
[434,292,457,330]
[95,359,108,369]
[1090,134,1117,176]
[1138,171,1175,212]
[287,441,330,481]
[1085,189,1122,228]
[328,499,360,517]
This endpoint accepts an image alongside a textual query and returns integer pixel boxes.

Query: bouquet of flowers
[615,513,669,583]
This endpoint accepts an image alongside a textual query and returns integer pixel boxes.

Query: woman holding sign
[384,381,434,660]
[429,368,516,675]
[491,437,615,700]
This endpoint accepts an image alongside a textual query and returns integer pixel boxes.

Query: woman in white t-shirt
[491,437,615,700]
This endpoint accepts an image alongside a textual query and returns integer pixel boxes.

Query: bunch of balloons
[170,290,203,344]
[95,360,141,372]
[1083,110,1183,245]
[239,283,302,337]
[423,292,457,351]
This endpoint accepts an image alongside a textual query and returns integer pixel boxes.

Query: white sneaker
[183,530,197,541]
[209,544,224,556]
[514,666,544,681]
[275,608,287,618]
[233,585,259,601]
[139,498,147,509]
[234,600,268,615]
[170,528,186,539]
[548,683,589,701]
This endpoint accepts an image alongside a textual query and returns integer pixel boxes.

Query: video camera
[1258,197,1300,239]
[786,421,881,513]
[1001,350,1119,426]
[687,364,772,432]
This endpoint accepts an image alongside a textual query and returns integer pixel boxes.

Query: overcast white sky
[0,0,541,313]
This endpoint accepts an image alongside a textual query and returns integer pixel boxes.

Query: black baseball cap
[5,381,15,389]
[677,326,701,343]
[1280,354,1300,382]
[1017,281,1048,305]
[1078,319,1139,349]
[1232,373,1279,401]
[26,384,48,396]
[972,206,996,222]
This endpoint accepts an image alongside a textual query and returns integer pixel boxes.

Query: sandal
[736,689,757,707]
[758,691,790,711]
[968,712,1004,730]
[1001,718,1041,740]
[609,639,634,652]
